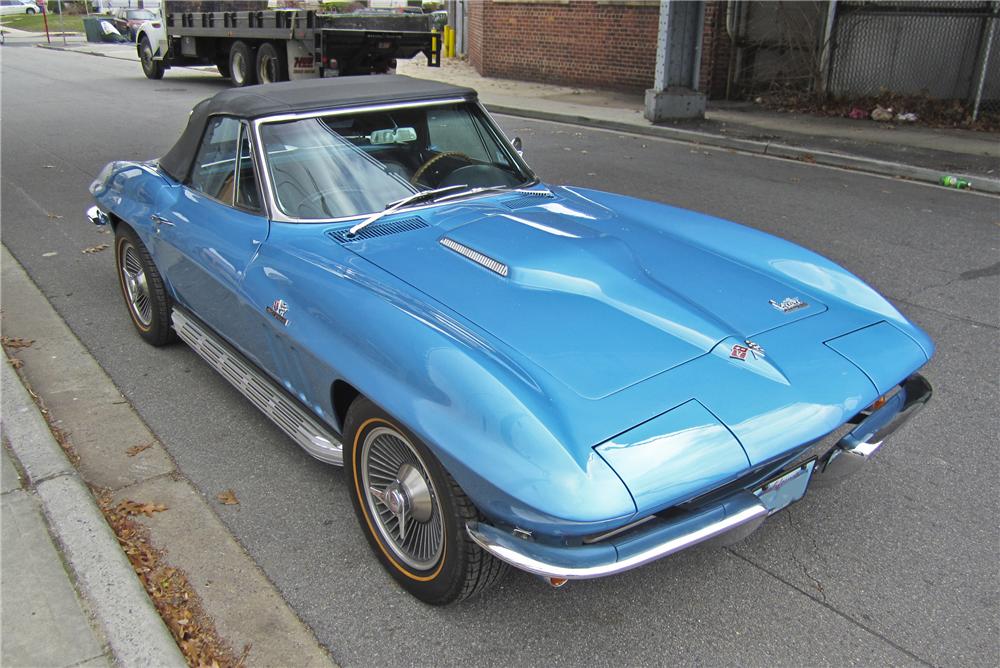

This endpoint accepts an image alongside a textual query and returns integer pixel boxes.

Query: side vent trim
[328,216,427,243]
[440,238,509,277]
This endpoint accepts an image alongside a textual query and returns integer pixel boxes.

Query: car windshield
[258,101,532,220]
[127,10,155,19]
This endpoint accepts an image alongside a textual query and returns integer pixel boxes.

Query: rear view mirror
[369,127,418,145]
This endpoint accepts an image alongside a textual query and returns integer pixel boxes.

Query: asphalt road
[3,44,998,667]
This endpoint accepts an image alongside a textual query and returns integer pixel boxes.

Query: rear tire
[114,225,176,346]
[255,42,286,84]
[139,35,164,80]
[229,41,256,87]
[344,398,508,605]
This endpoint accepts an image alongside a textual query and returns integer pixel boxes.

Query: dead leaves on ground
[97,492,246,667]
[1,336,34,350]
[117,499,169,517]
[216,490,239,506]
[126,442,154,457]
[2,337,33,371]
[81,243,109,254]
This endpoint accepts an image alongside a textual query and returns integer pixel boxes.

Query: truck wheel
[255,42,287,84]
[139,35,164,80]
[344,397,508,605]
[229,41,256,87]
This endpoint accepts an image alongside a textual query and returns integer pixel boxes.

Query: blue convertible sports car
[87,77,933,604]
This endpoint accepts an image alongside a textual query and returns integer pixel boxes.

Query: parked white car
[0,0,39,16]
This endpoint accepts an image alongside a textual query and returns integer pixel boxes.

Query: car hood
[344,189,826,400]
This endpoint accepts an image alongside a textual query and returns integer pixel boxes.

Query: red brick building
[467,0,731,97]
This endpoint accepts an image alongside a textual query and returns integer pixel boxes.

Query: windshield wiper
[347,185,468,238]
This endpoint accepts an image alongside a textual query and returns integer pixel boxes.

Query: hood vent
[440,237,509,277]
[503,192,555,210]
[328,216,427,243]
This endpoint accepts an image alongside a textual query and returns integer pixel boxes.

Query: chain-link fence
[829,1,999,117]
[725,0,1000,122]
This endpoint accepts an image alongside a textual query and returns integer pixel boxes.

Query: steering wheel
[411,151,472,185]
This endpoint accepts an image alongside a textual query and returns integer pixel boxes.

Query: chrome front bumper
[467,373,932,581]
[86,205,110,227]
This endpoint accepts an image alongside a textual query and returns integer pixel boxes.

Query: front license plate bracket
[753,459,815,515]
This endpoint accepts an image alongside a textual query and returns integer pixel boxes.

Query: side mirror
[511,136,523,157]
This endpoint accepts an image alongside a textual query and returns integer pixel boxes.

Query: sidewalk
[397,57,1000,191]
[1,359,185,667]
[0,246,335,668]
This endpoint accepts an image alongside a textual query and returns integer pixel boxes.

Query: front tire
[229,41,256,87]
[344,398,508,605]
[139,35,164,80]
[114,225,176,346]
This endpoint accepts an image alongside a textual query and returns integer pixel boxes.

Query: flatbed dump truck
[136,1,440,86]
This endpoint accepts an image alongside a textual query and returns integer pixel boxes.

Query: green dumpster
[82,17,103,43]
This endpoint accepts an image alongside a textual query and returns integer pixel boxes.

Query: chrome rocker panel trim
[468,373,932,580]
[171,309,344,465]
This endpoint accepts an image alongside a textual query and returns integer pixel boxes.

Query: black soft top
[159,76,477,182]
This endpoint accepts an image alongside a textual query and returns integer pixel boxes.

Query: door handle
[150,214,176,228]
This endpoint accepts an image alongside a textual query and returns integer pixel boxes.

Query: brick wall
[468,0,732,98]
[469,0,660,93]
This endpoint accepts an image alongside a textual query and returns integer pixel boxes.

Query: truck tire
[229,41,256,87]
[139,35,165,80]
[255,42,287,84]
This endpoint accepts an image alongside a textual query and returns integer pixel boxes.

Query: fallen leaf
[126,442,153,457]
[117,499,168,517]
[216,489,239,506]
[47,212,63,221]
[8,357,23,369]
[1,336,33,349]
[82,243,109,254]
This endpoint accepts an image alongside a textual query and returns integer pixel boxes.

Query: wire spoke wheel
[119,242,152,327]
[361,426,444,571]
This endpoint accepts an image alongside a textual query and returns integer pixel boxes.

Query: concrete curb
[1,360,186,668]
[485,104,1000,195]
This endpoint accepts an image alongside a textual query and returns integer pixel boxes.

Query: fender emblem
[266,299,290,326]
[731,340,765,360]
[770,297,808,313]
